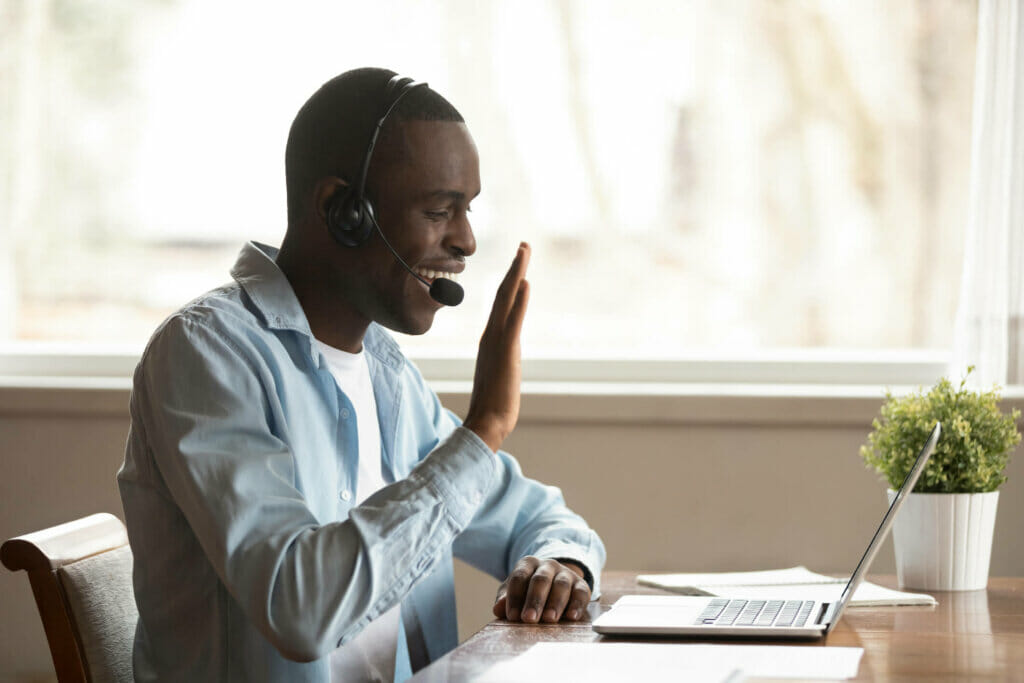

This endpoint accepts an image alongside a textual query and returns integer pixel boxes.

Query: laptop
[592,422,941,640]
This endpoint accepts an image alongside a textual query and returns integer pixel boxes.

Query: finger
[505,278,530,342]
[494,577,510,602]
[563,579,592,621]
[505,556,539,621]
[521,562,557,623]
[492,593,506,618]
[490,243,531,325]
[492,577,509,618]
[541,568,576,623]
[490,244,529,327]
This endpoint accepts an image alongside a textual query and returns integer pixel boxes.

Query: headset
[326,75,428,247]
[322,74,465,306]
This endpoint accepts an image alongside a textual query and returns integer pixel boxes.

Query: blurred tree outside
[0,0,978,358]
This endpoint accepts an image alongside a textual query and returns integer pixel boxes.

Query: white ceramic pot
[887,490,999,591]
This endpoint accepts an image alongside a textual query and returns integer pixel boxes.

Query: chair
[2,513,137,683]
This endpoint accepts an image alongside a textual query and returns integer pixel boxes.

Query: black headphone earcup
[327,75,422,249]
[327,189,375,247]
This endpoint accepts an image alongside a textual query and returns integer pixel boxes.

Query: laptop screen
[824,421,941,633]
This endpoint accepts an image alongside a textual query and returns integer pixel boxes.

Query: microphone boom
[368,211,465,306]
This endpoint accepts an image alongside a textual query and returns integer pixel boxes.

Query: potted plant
[861,369,1021,591]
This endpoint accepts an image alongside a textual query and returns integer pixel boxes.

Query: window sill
[436,381,1024,427]
[4,377,1021,427]
[2,344,1019,425]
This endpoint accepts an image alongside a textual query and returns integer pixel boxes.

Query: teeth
[416,269,458,282]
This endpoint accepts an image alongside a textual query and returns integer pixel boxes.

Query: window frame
[5,346,1023,429]
[0,344,952,387]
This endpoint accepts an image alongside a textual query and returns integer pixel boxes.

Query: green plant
[861,368,1021,493]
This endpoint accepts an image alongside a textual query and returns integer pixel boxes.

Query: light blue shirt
[117,241,605,682]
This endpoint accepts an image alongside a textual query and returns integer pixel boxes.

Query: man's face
[342,119,480,335]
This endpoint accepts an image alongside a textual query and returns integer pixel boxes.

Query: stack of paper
[479,643,864,681]
[637,566,936,606]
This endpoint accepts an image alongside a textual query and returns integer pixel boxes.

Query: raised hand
[463,242,531,453]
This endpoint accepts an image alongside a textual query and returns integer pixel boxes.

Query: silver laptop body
[592,422,941,639]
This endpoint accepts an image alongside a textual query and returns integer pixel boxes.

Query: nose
[444,210,476,258]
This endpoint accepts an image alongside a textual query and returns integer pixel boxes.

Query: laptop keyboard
[694,599,816,627]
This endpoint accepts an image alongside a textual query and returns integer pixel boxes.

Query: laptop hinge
[815,602,835,626]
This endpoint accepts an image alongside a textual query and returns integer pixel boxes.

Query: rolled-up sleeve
[449,411,606,598]
[137,316,499,662]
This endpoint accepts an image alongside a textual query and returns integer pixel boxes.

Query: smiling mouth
[414,268,460,283]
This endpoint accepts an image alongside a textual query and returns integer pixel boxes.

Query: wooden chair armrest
[2,513,128,572]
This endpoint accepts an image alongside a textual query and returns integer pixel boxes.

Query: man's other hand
[491,556,591,623]
[463,242,530,453]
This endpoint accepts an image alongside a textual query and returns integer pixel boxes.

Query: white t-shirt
[315,340,402,683]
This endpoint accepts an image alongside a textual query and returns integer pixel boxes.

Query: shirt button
[339,490,352,502]
[340,408,350,419]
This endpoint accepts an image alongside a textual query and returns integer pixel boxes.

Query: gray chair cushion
[57,545,137,683]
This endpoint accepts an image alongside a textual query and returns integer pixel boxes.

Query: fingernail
[523,608,536,621]
[543,609,556,622]
[567,608,579,620]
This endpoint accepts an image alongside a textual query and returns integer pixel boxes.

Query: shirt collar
[230,241,311,335]
[230,241,406,371]
[363,324,406,372]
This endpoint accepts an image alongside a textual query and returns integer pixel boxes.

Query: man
[118,67,605,682]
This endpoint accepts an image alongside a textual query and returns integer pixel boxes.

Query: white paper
[637,566,937,606]
[476,643,863,681]
[639,566,838,589]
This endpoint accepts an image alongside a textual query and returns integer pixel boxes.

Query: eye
[424,210,450,221]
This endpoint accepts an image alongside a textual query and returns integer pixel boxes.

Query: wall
[2,385,1022,681]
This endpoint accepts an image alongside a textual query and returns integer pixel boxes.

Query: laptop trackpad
[600,597,710,627]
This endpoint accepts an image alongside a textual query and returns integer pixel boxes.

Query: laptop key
[775,600,803,627]
[755,600,785,626]
[716,600,747,625]
[694,599,731,625]
[735,600,766,626]
[697,599,729,620]
[794,601,815,627]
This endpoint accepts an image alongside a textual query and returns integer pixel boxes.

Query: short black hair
[284,67,464,224]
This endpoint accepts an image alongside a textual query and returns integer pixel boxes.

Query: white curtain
[951,0,1024,387]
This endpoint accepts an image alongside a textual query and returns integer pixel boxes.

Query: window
[1,0,977,378]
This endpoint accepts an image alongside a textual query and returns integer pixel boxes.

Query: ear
[314,177,349,224]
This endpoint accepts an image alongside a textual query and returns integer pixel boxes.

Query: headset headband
[353,75,429,201]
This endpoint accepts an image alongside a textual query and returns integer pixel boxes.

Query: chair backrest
[2,513,138,683]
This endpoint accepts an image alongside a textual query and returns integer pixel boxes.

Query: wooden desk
[410,572,1024,681]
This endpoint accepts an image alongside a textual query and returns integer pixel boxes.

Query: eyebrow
[420,189,480,202]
